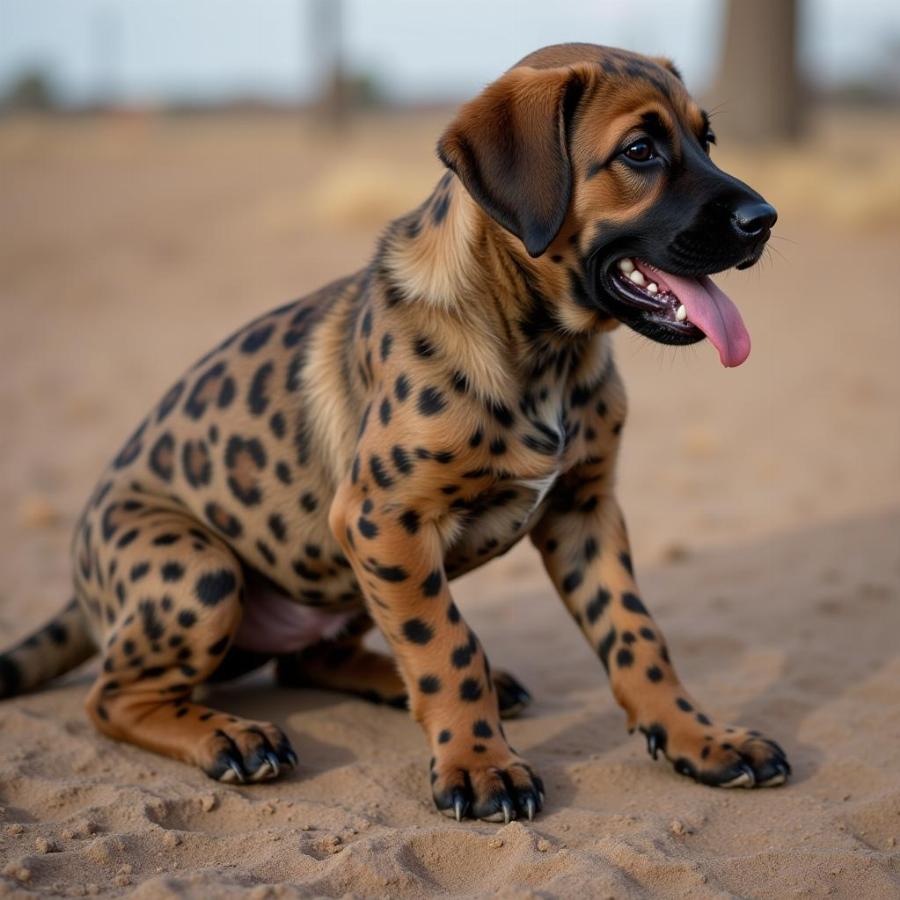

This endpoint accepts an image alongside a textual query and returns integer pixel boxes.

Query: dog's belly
[235,582,357,654]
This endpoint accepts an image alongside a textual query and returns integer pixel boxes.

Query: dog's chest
[444,389,566,574]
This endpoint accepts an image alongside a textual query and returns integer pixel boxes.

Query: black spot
[616,647,634,668]
[149,432,176,482]
[586,588,611,624]
[153,533,181,546]
[300,492,318,512]
[619,551,634,575]
[451,371,469,393]
[472,720,493,739]
[676,698,694,712]
[488,400,514,428]
[438,729,452,744]
[130,562,150,582]
[157,380,185,423]
[185,362,226,419]
[417,386,446,416]
[622,593,648,615]
[240,323,274,353]
[421,569,442,596]
[162,562,185,582]
[451,643,473,668]
[112,420,147,469]
[195,570,237,606]
[562,570,583,593]
[380,332,394,361]
[217,376,236,409]
[374,564,408,583]
[459,678,482,702]
[248,362,274,416]
[469,429,483,448]
[696,712,711,726]
[357,516,378,539]
[370,455,394,489]
[204,502,243,538]
[400,509,420,535]
[391,445,413,476]
[402,618,433,644]
[570,384,592,408]
[583,536,599,562]
[360,308,373,337]
[275,461,293,485]
[395,374,411,403]
[639,626,656,641]
[413,336,435,358]
[116,528,139,549]
[419,675,441,694]
[446,602,460,623]
[178,610,197,628]
[598,627,616,670]
[489,437,506,455]
[269,411,286,439]
[182,439,212,488]
[646,665,664,682]
[138,599,164,642]
[293,559,321,582]
[268,513,287,543]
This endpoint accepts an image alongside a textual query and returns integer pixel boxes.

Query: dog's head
[437,43,776,367]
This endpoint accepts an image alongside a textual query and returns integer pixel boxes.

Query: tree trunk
[708,0,803,143]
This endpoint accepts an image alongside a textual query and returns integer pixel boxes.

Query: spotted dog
[0,44,789,822]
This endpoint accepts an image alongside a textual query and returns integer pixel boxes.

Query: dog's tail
[0,598,96,699]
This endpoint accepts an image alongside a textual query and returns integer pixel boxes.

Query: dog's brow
[639,112,672,144]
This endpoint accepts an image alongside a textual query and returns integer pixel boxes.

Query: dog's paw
[430,749,544,822]
[641,719,790,788]
[197,718,298,784]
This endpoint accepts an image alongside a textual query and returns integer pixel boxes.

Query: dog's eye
[702,130,717,153]
[622,140,655,163]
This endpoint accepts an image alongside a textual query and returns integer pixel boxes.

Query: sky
[0,0,898,106]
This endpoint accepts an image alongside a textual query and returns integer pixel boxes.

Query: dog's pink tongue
[660,271,751,367]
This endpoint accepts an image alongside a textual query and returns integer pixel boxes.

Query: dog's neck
[381,173,616,348]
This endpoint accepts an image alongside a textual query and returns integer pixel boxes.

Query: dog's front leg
[531,471,790,788]
[331,478,543,822]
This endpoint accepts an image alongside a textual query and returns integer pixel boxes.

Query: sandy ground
[0,111,898,898]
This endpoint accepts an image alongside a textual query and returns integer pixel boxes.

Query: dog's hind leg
[82,505,297,782]
[276,612,532,718]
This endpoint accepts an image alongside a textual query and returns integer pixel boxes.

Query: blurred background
[0,0,898,608]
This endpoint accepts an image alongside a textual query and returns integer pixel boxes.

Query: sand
[0,111,898,898]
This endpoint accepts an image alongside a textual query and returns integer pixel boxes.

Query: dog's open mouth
[608,257,752,368]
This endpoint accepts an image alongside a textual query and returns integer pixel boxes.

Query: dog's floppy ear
[437,65,588,258]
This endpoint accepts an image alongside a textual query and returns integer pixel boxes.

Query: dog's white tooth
[676,304,688,321]
[628,269,645,286]
[617,258,635,274]
[647,282,658,294]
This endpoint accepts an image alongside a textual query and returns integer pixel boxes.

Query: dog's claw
[647,731,660,760]
[501,797,513,825]
[452,789,467,823]
[524,796,536,821]
[225,759,245,784]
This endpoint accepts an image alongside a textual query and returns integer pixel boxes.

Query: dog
[0,43,789,823]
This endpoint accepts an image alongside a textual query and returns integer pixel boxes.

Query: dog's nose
[731,200,777,237]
